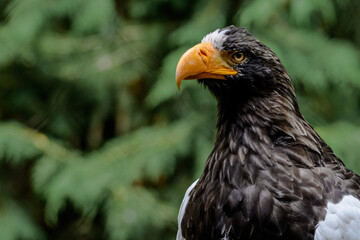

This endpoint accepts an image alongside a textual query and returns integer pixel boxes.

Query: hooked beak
[175,42,237,90]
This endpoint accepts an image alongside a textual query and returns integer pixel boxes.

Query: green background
[0,0,360,239]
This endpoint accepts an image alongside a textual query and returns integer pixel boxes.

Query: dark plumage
[175,26,360,240]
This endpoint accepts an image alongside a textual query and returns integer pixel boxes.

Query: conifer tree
[0,0,359,239]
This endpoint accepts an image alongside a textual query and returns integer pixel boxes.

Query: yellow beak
[175,42,237,90]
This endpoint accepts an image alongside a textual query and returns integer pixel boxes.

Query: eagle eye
[231,52,246,63]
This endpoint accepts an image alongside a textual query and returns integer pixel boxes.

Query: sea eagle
[175,26,360,240]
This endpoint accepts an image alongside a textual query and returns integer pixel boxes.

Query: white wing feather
[315,195,360,240]
[176,179,199,240]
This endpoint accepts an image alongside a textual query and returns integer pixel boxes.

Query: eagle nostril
[200,49,207,57]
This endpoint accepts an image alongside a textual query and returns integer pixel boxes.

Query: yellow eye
[231,52,246,63]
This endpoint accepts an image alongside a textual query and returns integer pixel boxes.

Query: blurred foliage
[0,0,360,239]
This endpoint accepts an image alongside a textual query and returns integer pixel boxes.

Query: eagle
[175,26,360,240]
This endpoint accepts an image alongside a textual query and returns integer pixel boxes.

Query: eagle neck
[208,86,324,175]
[215,86,301,141]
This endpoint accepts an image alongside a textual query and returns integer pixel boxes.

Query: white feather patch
[201,28,229,50]
[176,179,199,240]
[315,195,360,240]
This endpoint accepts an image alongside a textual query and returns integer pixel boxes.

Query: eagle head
[176,26,291,102]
